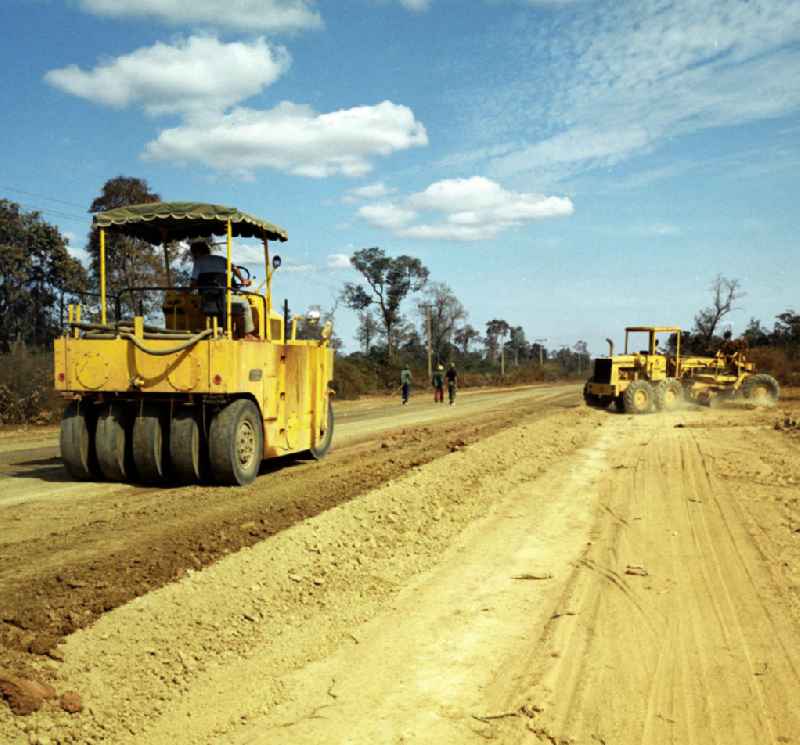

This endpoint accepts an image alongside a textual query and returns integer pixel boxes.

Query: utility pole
[534,338,547,367]
[419,303,433,378]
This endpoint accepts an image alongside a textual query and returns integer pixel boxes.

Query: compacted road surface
[2,385,800,745]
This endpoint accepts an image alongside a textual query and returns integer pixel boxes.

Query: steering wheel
[233,264,251,289]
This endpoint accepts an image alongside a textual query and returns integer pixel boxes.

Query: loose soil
[0,386,573,676]
[2,387,800,745]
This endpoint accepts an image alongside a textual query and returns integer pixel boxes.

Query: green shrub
[0,343,61,424]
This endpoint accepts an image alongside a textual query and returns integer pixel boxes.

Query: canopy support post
[263,238,271,342]
[226,219,233,339]
[160,226,172,287]
[99,228,107,325]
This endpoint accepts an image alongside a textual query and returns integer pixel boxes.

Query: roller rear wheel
[133,403,170,483]
[309,402,334,460]
[170,408,208,484]
[96,402,134,481]
[209,399,263,486]
[60,400,99,480]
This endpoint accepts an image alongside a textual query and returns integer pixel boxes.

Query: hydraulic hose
[118,329,213,356]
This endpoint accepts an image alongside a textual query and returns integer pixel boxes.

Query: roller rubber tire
[655,378,683,411]
[96,402,134,481]
[309,402,335,460]
[623,380,655,414]
[60,400,99,480]
[741,374,780,404]
[209,399,263,486]
[170,408,208,484]
[133,403,170,483]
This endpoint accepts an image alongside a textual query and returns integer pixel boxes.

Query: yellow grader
[583,325,780,414]
[54,202,334,485]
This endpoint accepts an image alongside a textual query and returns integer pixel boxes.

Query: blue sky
[2,0,798,354]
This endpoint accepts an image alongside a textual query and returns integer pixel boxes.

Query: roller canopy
[92,201,288,244]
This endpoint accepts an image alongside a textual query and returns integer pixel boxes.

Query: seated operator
[189,238,257,340]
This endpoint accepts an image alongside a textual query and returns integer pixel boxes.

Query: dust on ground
[3,388,800,745]
[0,386,574,680]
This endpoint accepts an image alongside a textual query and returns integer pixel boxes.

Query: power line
[0,184,87,211]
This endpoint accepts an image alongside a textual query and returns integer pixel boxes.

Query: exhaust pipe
[606,338,614,356]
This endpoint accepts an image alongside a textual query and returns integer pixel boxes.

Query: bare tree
[694,275,745,344]
[419,282,466,363]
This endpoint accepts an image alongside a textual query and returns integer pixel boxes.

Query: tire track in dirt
[0,387,577,676]
[493,409,800,745]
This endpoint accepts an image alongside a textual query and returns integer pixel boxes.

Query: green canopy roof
[93,201,288,244]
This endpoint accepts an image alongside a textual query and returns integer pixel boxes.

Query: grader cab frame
[55,202,334,486]
[584,325,779,414]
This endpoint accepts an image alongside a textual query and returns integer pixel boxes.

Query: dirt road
[0,385,574,668]
[2,386,800,745]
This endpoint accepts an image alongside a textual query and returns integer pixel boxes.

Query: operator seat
[196,272,227,324]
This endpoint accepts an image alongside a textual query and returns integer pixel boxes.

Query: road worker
[432,364,445,403]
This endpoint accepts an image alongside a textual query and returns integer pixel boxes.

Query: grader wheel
[60,400,99,480]
[623,380,654,414]
[742,374,780,404]
[309,403,335,460]
[133,403,169,483]
[96,402,134,481]
[170,409,208,484]
[209,399,263,486]
[656,379,683,411]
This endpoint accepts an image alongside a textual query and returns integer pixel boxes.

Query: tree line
[340,246,590,378]
[2,177,795,382]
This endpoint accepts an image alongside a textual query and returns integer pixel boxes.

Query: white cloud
[357,176,573,241]
[281,262,316,273]
[342,181,394,203]
[79,0,322,33]
[229,240,269,265]
[144,100,428,178]
[327,253,352,269]
[459,1,800,182]
[64,232,91,266]
[45,36,289,116]
[358,202,418,229]
[398,0,431,11]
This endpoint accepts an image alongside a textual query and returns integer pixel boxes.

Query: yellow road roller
[54,202,334,485]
